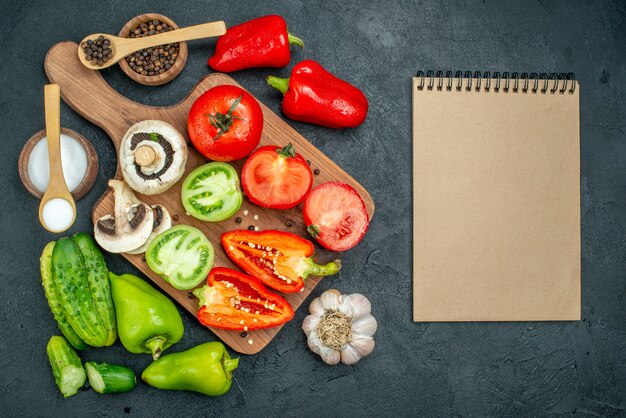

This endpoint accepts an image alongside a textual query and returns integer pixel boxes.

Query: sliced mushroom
[119,120,188,195]
[94,180,154,253]
[125,204,172,255]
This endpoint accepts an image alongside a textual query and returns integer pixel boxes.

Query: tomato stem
[307,224,320,238]
[277,143,297,158]
[205,94,243,140]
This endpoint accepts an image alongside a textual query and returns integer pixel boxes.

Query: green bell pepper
[141,341,239,396]
[108,272,184,360]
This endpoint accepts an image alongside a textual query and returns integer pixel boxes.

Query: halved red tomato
[187,85,263,162]
[303,181,370,252]
[193,267,294,330]
[241,143,312,209]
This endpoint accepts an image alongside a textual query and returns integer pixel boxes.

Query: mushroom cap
[120,120,188,195]
[94,180,154,253]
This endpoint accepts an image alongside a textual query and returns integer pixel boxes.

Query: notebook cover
[412,77,580,321]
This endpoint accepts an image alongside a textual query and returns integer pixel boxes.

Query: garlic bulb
[302,289,377,365]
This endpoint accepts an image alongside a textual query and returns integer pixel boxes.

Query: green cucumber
[85,362,137,394]
[72,233,117,346]
[40,242,88,350]
[47,336,86,398]
[51,237,109,347]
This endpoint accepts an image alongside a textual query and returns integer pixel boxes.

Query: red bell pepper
[221,230,341,293]
[208,15,304,72]
[266,60,369,129]
[193,267,294,331]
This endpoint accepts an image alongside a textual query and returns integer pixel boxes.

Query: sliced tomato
[187,85,263,162]
[193,267,294,330]
[241,143,313,209]
[303,181,370,252]
[221,230,341,293]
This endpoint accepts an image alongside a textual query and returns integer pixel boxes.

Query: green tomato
[181,162,243,222]
[146,225,214,290]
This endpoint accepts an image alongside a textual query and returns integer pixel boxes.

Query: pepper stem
[287,32,304,48]
[303,259,342,279]
[145,336,166,360]
[223,357,239,375]
[267,76,290,95]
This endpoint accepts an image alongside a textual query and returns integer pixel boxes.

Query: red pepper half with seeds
[267,60,369,129]
[222,230,341,293]
[208,15,304,72]
[193,267,294,330]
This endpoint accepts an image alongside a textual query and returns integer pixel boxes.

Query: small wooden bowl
[18,128,99,200]
[118,13,188,86]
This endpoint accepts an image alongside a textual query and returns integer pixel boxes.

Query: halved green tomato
[181,162,243,222]
[145,225,215,290]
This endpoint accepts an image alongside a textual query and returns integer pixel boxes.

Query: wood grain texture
[44,41,374,354]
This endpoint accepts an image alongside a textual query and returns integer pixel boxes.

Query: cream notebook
[412,72,580,321]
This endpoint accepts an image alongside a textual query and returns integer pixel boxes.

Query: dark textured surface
[1,0,625,416]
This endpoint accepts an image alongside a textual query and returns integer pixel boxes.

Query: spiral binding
[415,71,576,94]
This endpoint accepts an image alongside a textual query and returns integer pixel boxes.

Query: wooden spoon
[77,20,226,70]
[38,84,76,233]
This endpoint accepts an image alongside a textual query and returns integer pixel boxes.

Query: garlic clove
[320,346,341,365]
[302,314,320,336]
[350,334,375,358]
[345,293,372,320]
[307,331,322,355]
[320,289,341,310]
[340,343,363,365]
[351,314,378,337]
[309,297,325,317]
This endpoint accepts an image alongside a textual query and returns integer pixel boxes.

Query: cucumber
[85,362,137,394]
[51,237,109,347]
[72,233,117,346]
[47,336,86,398]
[40,242,88,350]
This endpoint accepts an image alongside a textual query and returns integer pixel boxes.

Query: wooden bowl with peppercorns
[118,13,188,86]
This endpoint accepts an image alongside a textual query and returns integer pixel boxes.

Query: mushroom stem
[135,145,157,167]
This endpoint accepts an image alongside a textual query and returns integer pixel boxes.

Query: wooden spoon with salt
[77,20,226,70]
[38,84,76,233]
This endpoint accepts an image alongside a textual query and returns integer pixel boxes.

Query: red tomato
[303,181,370,252]
[187,85,263,162]
[241,143,313,209]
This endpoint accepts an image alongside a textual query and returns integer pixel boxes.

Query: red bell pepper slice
[266,60,369,129]
[193,267,294,331]
[221,230,341,293]
[208,15,304,72]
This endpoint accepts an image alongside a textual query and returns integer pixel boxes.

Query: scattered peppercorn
[248,225,255,231]
[235,216,242,224]
[141,255,146,262]
[306,160,311,166]
[285,219,294,227]
[313,168,321,175]
[172,214,179,221]
[188,292,195,299]
[240,331,248,338]
[81,35,113,67]
[125,19,179,76]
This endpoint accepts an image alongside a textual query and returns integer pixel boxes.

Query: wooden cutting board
[45,41,375,354]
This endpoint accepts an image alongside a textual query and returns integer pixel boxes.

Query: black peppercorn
[125,18,180,76]
[314,168,321,175]
[235,217,242,224]
[248,225,255,231]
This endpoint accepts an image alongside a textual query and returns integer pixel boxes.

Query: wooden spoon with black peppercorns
[77,20,226,70]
